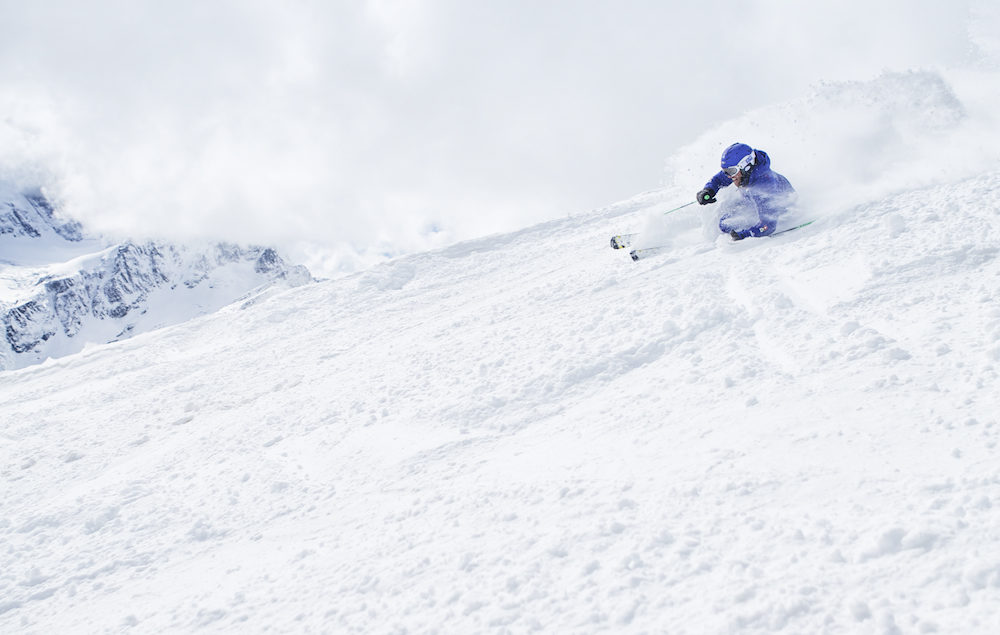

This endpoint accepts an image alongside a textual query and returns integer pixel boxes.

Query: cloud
[0,0,990,275]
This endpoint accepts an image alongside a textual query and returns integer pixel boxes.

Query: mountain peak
[0,187,82,243]
[0,188,311,370]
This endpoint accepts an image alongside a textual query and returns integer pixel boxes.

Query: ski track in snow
[2,174,1000,632]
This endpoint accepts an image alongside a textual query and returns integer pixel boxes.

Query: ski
[628,246,669,262]
[610,233,637,250]
[626,220,815,262]
[609,201,698,249]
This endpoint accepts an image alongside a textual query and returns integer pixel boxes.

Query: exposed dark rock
[5,301,56,353]
[254,248,282,274]
[24,193,83,241]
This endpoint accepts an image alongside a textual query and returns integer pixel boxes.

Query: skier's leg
[748,209,782,237]
[717,200,755,235]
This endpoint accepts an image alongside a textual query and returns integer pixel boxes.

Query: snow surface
[2,71,1000,633]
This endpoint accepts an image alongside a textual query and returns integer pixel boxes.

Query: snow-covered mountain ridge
[1,70,999,632]
[1,188,82,242]
[0,186,312,370]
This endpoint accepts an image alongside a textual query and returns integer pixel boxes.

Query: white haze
[0,0,995,276]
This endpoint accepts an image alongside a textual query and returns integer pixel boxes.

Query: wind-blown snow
[2,73,1000,632]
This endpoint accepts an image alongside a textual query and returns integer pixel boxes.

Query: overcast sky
[0,1,991,274]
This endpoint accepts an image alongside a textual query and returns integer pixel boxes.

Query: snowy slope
[2,73,1000,633]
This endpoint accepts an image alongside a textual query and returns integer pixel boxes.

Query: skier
[696,142,795,240]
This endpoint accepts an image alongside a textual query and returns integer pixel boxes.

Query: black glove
[697,188,717,205]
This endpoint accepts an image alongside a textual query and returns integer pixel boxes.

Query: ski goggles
[722,151,756,176]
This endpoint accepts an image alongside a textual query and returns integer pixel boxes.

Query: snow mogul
[696,142,796,240]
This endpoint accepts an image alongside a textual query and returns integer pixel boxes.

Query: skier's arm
[706,171,731,192]
[697,171,732,205]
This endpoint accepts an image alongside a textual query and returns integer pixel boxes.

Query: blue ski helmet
[721,142,755,169]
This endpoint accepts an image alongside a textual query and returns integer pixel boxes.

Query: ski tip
[610,236,618,249]
[629,250,639,262]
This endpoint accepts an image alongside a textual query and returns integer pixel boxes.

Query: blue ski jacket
[705,149,795,237]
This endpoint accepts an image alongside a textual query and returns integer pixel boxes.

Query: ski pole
[663,201,696,215]
[610,200,698,250]
[768,220,815,237]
